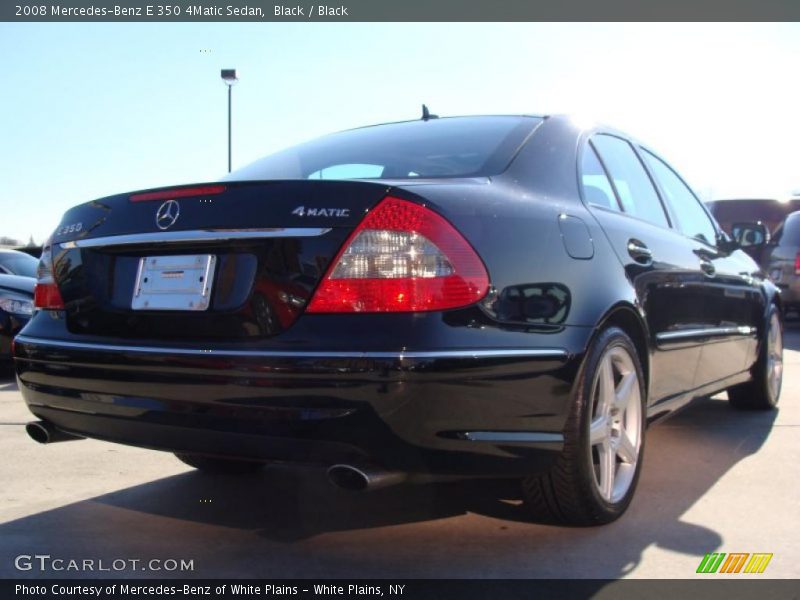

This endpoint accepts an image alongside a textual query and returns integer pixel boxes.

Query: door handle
[627,239,653,264]
[700,260,716,277]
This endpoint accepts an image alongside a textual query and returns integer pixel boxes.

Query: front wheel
[522,327,646,525]
[728,305,783,410]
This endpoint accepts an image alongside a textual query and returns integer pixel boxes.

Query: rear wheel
[175,453,265,474]
[728,305,783,410]
[522,327,646,525]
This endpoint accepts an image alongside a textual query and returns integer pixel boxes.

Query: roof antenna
[421,104,438,121]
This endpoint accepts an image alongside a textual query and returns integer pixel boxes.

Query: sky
[1,22,799,244]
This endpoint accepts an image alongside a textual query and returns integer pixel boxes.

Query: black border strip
[4,0,800,22]
[4,579,800,599]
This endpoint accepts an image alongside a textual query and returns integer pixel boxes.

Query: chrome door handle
[627,240,653,264]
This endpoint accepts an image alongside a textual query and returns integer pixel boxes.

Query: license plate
[131,254,217,311]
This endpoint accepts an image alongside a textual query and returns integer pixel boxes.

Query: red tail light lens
[129,185,226,202]
[307,197,489,313]
[33,238,65,310]
[795,251,800,275]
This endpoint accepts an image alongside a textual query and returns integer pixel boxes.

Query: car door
[582,134,706,406]
[639,148,763,387]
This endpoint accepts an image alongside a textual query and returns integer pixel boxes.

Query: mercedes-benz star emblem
[155,199,180,230]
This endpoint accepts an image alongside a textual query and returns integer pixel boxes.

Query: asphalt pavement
[1,323,798,579]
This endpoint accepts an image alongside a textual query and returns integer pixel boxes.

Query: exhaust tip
[327,464,370,492]
[25,420,84,444]
[26,421,51,444]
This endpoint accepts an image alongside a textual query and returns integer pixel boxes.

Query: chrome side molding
[656,326,756,342]
[460,431,564,443]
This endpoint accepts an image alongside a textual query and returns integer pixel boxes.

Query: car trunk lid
[49,180,392,340]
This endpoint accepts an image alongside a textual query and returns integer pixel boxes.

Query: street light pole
[227,84,232,172]
[220,69,238,173]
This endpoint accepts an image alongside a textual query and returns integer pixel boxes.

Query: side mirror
[716,232,739,255]
[731,221,770,248]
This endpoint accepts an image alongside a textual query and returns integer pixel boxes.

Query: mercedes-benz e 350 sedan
[15,115,783,525]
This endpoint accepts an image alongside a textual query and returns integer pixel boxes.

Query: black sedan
[14,115,782,525]
[0,274,34,363]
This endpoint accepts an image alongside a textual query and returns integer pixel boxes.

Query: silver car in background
[763,211,800,316]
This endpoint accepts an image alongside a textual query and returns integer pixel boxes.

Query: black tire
[175,453,265,474]
[522,327,646,526]
[728,305,783,411]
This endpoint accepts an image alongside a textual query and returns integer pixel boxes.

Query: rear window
[225,116,541,181]
[0,252,37,278]
[773,212,800,246]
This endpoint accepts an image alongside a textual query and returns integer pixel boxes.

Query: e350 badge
[292,206,350,218]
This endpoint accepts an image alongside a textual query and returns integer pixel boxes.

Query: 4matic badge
[292,206,350,218]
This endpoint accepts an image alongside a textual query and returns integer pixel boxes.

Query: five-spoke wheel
[522,326,646,525]
[589,345,642,504]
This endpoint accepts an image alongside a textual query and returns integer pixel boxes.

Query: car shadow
[0,393,778,578]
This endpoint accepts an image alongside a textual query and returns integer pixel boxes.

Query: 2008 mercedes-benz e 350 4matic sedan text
[15,115,783,525]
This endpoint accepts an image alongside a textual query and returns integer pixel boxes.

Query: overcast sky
[1,22,798,243]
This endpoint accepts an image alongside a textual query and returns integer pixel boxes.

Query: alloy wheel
[588,345,642,503]
[766,312,783,401]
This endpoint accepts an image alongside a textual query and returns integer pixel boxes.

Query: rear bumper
[14,323,588,478]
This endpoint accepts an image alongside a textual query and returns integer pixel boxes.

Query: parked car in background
[762,211,800,316]
[0,274,34,364]
[706,198,800,261]
[0,249,39,277]
[14,114,783,526]
[706,198,800,237]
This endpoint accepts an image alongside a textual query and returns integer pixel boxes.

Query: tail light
[33,237,65,310]
[795,251,800,275]
[307,197,489,313]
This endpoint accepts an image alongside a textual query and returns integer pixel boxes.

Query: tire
[728,305,783,410]
[175,453,265,474]
[522,326,646,525]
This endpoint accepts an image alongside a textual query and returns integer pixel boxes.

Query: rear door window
[641,150,717,245]
[591,135,669,229]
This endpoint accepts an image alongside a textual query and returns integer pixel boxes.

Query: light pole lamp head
[220,69,238,86]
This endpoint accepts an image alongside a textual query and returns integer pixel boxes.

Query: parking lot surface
[1,324,798,579]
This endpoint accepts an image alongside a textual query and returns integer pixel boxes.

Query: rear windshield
[773,212,800,246]
[225,116,541,181]
[0,252,37,278]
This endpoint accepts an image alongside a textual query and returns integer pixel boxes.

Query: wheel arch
[590,303,651,394]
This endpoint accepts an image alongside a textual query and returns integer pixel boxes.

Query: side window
[591,135,669,228]
[641,150,717,245]
[580,145,619,211]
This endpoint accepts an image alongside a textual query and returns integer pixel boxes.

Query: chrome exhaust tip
[327,464,407,492]
[25,421,84,444]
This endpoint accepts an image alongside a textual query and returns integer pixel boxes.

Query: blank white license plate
[131,254,217,311]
